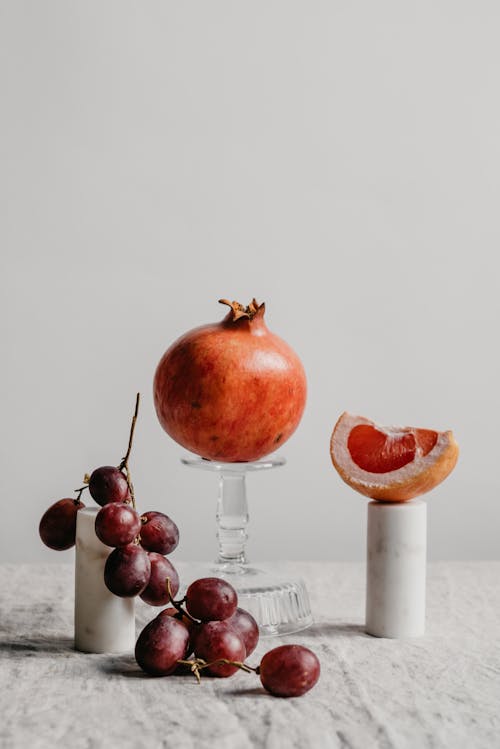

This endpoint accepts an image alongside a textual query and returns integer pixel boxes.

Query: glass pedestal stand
[181,456,313,637]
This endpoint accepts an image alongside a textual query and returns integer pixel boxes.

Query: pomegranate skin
[153,301,307,462]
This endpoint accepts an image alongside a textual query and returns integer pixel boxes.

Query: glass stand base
[181,455,313,637]
[182,563,313,637]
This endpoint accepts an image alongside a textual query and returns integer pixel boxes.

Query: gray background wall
[2,1,498,563]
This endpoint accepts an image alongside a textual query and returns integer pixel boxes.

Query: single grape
[258,645,320,697]
[104,544,151,597]
[135,615,190,676]
[139,553,180,606]
[185,577,237,622]
[194,620,245,677]
[88,466,129,506]
[39,497,85,550]
[226,607,259,656]
[158,607,198,657]
[95,502,141,547]
[140,511,179,555]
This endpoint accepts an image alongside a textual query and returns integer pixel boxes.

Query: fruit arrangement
[39,394,180,605]
[154,298,307,462]
[135,576,320,698]
[39,392,320,699]
[330,412,459,501]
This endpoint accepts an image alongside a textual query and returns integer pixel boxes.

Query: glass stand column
[181,456,313,637]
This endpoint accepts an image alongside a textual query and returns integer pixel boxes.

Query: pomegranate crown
[219,298,265,321]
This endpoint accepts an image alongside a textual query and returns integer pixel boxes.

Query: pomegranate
[153,298,307,462]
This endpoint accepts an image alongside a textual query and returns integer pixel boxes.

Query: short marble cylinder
[365,499,426,638]
[74,507,135,653]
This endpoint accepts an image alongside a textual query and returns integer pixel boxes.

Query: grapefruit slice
[330,412,459,501]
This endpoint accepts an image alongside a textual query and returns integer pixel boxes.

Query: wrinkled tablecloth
[1,561,499,749]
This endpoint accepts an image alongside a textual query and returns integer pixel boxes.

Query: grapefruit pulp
[330,412,459,501]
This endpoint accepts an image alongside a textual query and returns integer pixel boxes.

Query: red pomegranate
[153,298,307,462]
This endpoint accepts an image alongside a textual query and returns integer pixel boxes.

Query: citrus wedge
[330,412,459,501]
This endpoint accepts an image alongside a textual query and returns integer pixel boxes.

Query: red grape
[139,553,180,606]
[258,645,320,697]
[227,607,259,656]
[158,607,198,656]
[135,615,190,676]
[185,577,237,622]
[194,621,245,677]
[95,503,141,547]
[88,466,129,506]
[39,498,85,550]
[104,544,151,597]
[140,511,179,555]
[158,606,177,618]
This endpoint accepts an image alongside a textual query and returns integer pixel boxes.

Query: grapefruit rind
[330,412,459,502]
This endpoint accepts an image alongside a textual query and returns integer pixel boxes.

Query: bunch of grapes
[135,576,320,698]
[92,469,180,604]
[39,395,180,606]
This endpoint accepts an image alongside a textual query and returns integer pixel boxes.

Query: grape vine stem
[166,578,198,624]
[177,657,258,684]
[119,393,140,510]
[73,485,88,501]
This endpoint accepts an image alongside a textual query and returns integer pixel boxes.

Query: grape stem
[119,393,140,510]
[201,658,258,674]
[166,578,198,624]
[177,657,259,684]
[73,485,88,503]
[177,657,206,684]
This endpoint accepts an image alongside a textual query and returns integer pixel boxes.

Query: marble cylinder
[365,499,426,638]
[74,507,135,653]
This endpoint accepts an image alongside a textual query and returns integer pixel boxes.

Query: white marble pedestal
[366,499,427,638]
[74,507,135,653]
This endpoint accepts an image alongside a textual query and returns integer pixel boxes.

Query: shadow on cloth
[98,655,148,678]
[0,636,74,655]
[297,622,370,639]
[222,686,268,698]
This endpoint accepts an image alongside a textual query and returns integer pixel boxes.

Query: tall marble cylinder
[365,499,427,638]
[75,507,135,653]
